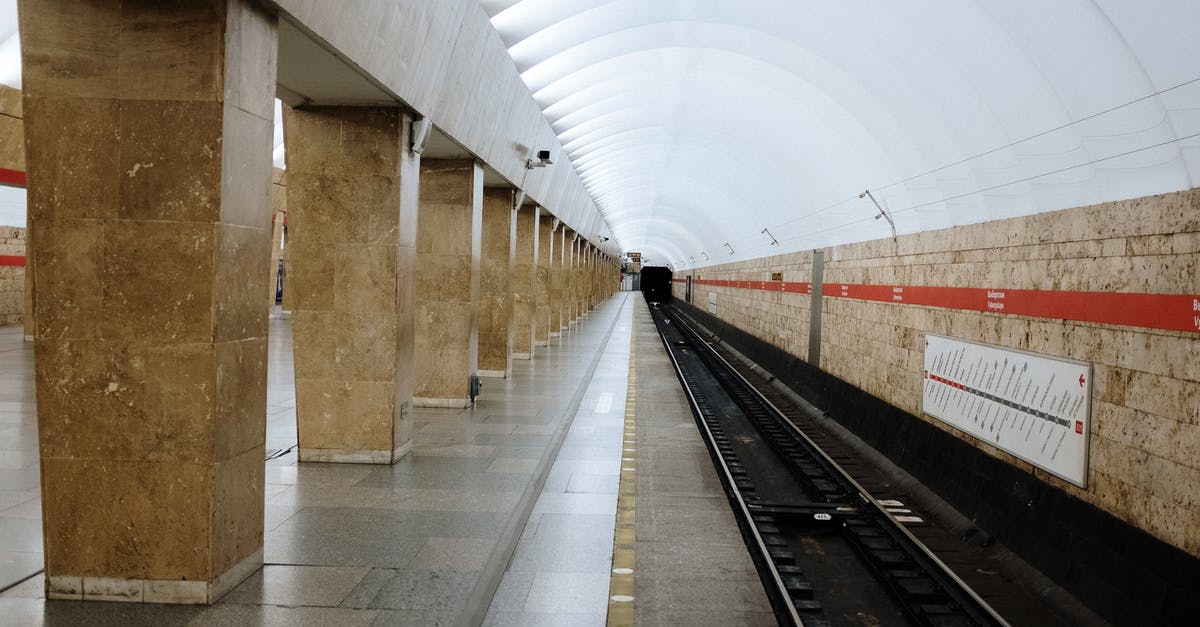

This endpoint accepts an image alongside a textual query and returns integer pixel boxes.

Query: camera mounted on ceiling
[526,149,553,169]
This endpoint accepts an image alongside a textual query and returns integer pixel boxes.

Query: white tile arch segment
[486,0,1200,265]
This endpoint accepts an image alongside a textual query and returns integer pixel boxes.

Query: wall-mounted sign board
[922,334,1092,487]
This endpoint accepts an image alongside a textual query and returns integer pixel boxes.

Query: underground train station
[0,1,1197,625]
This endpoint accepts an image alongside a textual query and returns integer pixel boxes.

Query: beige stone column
[22,0,275,603]
[534,209,553,347]
[415,159,483,406]
[585,245,595,309]
[548,221,564,337]
[576,239,587,317]
[478,187,513,377]
[564,230,577,326]
[285,106,416,464]
[606,257,614,298]
[512,204,536,359]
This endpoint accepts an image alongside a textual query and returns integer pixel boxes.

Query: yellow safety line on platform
[606,319,637,626]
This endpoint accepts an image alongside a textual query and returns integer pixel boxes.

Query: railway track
[649,301,1011,627]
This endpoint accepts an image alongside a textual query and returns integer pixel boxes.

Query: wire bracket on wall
[724,242,735,255]
[860,189,897,239]
[761,228,779,246]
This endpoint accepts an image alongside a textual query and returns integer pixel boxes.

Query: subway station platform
[0,293,770,626]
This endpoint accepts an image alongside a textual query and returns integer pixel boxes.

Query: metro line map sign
[922,334,1092,487]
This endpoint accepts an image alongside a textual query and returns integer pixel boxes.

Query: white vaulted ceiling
[482,0,1200,268]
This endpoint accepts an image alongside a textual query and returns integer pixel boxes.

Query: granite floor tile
[369,609,458,626]
[485,458,540,474]
[409,537,495,571]
[530,513,615,541]
[482,609,606,627]
[221,565,370,607]
[485,570,534,612]
[365,569,480,611]
[565,473,619,494]
[531,492,618,515]
[265,529,425,568]
[505,537,614,574]
[185,604,380,627]
[0,517,42,552]
[522,572,611,614]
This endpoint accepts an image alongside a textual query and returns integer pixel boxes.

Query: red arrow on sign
[1079,374,1086,387]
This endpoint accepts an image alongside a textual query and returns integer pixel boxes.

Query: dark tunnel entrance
[640,266,673,303]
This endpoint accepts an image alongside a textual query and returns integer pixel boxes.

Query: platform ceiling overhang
[482,0,1200,268]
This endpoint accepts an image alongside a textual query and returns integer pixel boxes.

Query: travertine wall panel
[549,224,564,334]
[676,189,1200,557]
[415,159,482,404]
[478,187,513,375]
[285,106,416,461]
[0,84,24,171]
[512,204,535,358]
[23,0,276,597]
[0,85,29,331]
[0,226,25,325]
[534,210,552,345]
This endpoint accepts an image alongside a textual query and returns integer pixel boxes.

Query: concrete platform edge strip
[606,313,638,625]
[477,369,508,379]
[511,352,532,360]
[457,294,631,627]
[45,548,263,605]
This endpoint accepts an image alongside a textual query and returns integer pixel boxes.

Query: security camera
[527,149,554,169]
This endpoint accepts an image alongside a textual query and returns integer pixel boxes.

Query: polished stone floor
[0,293,770,626]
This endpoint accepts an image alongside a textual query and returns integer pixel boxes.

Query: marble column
[534,209,553,347]
[564,230,577,326]
[285,106,417,464]
[511,204,536,359]
[22,0,276,603]
[478,187,513,378]
[548,222,564,338]
[586,245,597,311]
[415,159,482,406]
[575,239,587,318]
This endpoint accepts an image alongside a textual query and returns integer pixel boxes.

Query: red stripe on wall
[677,276,1200,333]
[0,255,25,266]
[691,278,813,294]
[0,169,25,188]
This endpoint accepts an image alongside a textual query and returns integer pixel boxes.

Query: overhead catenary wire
[680,74,1200,266]
[774,130,1200,248]
[685,129,1200,266]
[872,74,1200,194]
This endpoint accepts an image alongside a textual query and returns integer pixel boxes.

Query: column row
[23,5,622,595]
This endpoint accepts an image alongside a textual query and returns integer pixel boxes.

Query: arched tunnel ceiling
[483,0,1200,269]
